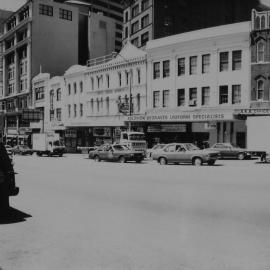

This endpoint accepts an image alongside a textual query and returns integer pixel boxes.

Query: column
[14,50,18,94]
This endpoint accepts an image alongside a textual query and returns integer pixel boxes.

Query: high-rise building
[122,0,268,48]
[54,0,124,53]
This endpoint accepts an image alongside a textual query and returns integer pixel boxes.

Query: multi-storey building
[0,0,79,145]
[55,0,124,54]
[135,22,250,148]
[122,0,266,48]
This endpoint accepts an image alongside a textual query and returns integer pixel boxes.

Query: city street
[1,154,270,270]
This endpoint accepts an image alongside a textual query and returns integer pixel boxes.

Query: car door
[163,144,176,162]
[173,144,187,163]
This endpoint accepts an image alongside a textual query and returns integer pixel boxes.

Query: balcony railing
[87,52,117,67]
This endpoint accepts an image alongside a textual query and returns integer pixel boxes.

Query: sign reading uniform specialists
[127,111,234,122]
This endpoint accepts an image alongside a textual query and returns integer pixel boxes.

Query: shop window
[189,88,197,106]
[153,62,160,79]
[232,85,241,104]
[220,52,229,71]
[232,50,242,70]
[163,60,170,78]
[257,42,265,62]
[189,56,197,75]
[219,85,228,104]
[153,91,160,108]
[202,54,210,74]
[257,80,264,100]
[178,58,185,76]
[177,89,185,106]
[162,90,169,107]
[202,87,210,106]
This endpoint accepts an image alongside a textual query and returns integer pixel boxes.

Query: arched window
[96,98,99,112]
[50,90,54,109]
[80,81,83,93]
[255,16,260,29]
[90,98,94,113]
[257,42,265,62]
[261,16,266,29]
[56,88,61,101]
[257,80,264,100]
[136,93,141,112]
[73,82,77,94]
[68,84,71,95]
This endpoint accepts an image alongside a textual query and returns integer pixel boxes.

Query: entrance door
[236,132,246,148]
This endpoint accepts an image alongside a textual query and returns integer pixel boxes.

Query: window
[137,69,141,84]
[131,37,139,47]
[80,103,83,117]
[202,54,210,73]
[56,108,61,121]
[118,72,122,86]
[257,42,265,62]
[39,4,53,16]
[74,104,77,117]
[125,11,129,22]
[91,77,94,90]
[97,76,103,88]
[257,80,264,100]
[68,84,71,95]
[153,62,160,79]
[56,88,61,101]
[142,0,150,11]
[255,16,260,29]
[90,99,94,114]
[232,50,242,70]
[153,91,160,108]
[232,85,241,104]
[80,81,83,93]
[106,75,110,88]
[125,27,128,39]
[50,110,54,121]
[74,82,77,94]
[189,56,197,75]
[136,94,141,112]
[178,58,185,76]
[35,87,45,100]
[141,32,149,46]
[126,71,129,85]
[163,60,170,78]
[189,88,197,106]
[50,90,54,109]
[219,85,228,104]
[68,105,71,118]
[59,8,72,21]
[177,89,185,106]
[163,90,169,107]
[131,21,139,34]
[106,97,109,114]
[201,87,210,106]
[220,52,229,71]
[141,15,149,28]
[132,5,139,18]
[261,16,266,29]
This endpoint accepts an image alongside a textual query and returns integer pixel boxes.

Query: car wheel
[238,153,245,160]
[159,157,167,165]
[207,160,215,166]
[119,156,126,163]
[94,155,100,162]
[193,157,202,166]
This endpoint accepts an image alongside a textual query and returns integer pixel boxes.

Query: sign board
[22,109,43,121]
[93,127,111,137]
[65,129,77,138]
[204,122,217,130]
[235,108,270,115]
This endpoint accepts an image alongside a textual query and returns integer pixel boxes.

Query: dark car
[12,145,33,155]
[209,143,251,160]
[152,143,219,166]
[89,144,144,163]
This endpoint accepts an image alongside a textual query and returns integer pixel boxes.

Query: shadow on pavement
[0,207,32,224]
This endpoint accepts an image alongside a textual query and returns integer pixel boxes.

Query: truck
[119,131,147,156]
[32,133,65,157]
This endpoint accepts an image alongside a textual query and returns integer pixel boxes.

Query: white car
[146,144,166,159]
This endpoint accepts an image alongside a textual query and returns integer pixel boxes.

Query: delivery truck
[32,133,65,157]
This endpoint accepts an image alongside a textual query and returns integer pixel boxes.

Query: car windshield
[113,145,126,151]
[153,144,165,150]
[129,134,145,141]
[185,143,200,151]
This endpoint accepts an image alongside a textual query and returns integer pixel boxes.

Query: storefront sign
[235,108,270,115]
[93,127,111,137]
[147,124,187,132]
[127,111,233,122]
[204,122,217,130]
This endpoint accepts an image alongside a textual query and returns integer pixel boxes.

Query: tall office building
[122,0,268,48]
[54,0,124,53]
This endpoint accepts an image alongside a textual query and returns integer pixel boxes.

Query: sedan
[12,145,33,155]
[146,144,166,159]
[209,143,251,160]
[89,144,144,163]
[152,143,219,166]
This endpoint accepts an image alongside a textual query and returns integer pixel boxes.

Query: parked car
[89,144,144,163]
[261,151,270,163]
[146,144,166,159]
[12,145,33,155]
[152,143,219,166]
[208,143,251,160]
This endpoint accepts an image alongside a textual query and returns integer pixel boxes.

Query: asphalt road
[1,154,270,270]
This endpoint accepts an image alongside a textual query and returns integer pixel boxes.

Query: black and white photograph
[1,0,270,269]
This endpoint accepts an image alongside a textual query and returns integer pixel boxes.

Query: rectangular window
[202,54,210,74]
[68,105,71,118]
[132,5,139,18]
[118,73,122,86]
[59,8,72,21]
[137,69,141,84]
[201,87,210,106]
[232,50,242,70]
[220,52,229,71]
[177,89,185,106]
[50,110,54,121]
[35,87,45,100]
[39,4,53,16]
[163,90,169,107]
[141,32,149,46]
[131,37,139,47]
[219,85,228,104]
[232,85,241,104]
[189,88,197,106]
[178,58,185,76]
[74,104,77,117]
[125,27,128,39]
[125,11,129,22]
[189,56,197,75]
[80,103,83,117]
[142,0,150,11]
[131,21,139,34]
[141,14,149,28]
[153,62,160,79]
[56,108,61,121]
[163,60,170,78]
[153,91,160,108]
